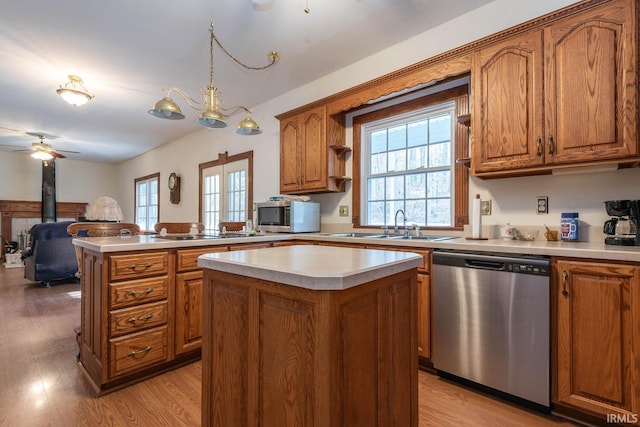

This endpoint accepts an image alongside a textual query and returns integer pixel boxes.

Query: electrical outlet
[481,200,492,215]
[339,205,349,217]
[536,196,548,214]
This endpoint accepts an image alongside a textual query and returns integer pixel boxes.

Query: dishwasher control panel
[433,250,550,277]
[508,263,549,276]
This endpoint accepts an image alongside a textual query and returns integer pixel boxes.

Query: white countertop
[71,232,640,262]
[71,234,286,252]
[197,245,423,290]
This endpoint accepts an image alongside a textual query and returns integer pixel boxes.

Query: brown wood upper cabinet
[277,105,349,194]
[472,0,637,176]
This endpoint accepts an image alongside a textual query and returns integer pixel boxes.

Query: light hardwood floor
[0,266,578,426]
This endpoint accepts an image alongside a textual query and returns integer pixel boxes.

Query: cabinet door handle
[126,313,154,324]
[536,137,543,157]
[128,262,153,271]
[548,135,555,156]
[128,346,153,356]
[127,287,154,296]
[562,270,569,297]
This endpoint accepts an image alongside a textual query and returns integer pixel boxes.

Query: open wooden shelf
[329,145,352,156]
[457,114,471,127]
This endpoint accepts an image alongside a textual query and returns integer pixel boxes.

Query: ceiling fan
[0,131,80,159]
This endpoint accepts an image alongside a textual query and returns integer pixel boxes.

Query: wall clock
[168,172,181,204]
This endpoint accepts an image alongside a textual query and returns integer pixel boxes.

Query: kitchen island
[198,245,423,427]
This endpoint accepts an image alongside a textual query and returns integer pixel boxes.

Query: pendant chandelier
[57,75,94,106]
[148,23,279,135]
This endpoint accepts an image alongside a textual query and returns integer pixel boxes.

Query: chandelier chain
[210,23,279,71]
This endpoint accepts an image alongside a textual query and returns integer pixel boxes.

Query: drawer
[109,276,169,309]
[176,246,228,272]
[110,252,169,281]
[109,301,168,337]
[109,326,169,378]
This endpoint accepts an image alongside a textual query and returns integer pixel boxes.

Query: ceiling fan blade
[50,151,66,159]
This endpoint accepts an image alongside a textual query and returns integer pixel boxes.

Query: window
[353,84,469,230]
[199,151,253,233]
[135,173,159,232]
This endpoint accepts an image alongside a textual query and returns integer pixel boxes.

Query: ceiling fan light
[148,97,185,120]
[196,108,227,128]
[31,150,54,161]
[56,75,94,106]
[235,114,262,135]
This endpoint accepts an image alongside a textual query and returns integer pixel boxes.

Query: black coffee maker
[603,200,639,246]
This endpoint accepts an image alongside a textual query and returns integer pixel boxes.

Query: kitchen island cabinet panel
[201,267,418,427]
[555,259,640,424]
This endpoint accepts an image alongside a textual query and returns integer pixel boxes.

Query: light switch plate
[536,196,548,214]
[339,205,349,217]
[481,200,492,215]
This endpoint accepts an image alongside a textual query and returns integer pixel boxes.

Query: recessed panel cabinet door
[555,260,640,422]
[471,30,545,174]
[280,117,301,192]
[301,106,327,190]
[544,0,637,164]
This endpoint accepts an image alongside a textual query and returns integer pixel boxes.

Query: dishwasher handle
[464,259,506,271]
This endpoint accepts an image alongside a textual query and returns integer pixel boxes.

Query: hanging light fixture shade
[148,23,278,135]
[56,75,94,106]
[235,113,262,135]
[148,96,185,120]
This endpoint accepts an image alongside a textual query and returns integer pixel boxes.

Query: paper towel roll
[471,194,482,238]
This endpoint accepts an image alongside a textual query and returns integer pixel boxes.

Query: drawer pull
[128,262,154,271]
[128,346,153,356]
[127,288,154,296]
[126,313,154,324]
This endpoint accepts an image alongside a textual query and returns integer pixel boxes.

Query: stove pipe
[41,159,57,223]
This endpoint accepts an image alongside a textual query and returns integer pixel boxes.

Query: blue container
[561,212,579,241]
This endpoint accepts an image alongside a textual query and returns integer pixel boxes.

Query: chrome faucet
[394,209,407,235]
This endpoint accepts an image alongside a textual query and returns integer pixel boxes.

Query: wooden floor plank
[0,266,578,426]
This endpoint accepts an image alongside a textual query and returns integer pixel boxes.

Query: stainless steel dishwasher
[432,250,550,408]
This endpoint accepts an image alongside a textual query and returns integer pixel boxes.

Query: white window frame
[201,158,249,234]
[360,101,456,228]
[134,174,159,232]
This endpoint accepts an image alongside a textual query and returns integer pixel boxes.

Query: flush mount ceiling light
[148,22,279,136]
[56,75,94,106]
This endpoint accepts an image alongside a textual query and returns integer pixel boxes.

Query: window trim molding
[352,85,469,231]
[198,151,253,225]
[134,172,160,230]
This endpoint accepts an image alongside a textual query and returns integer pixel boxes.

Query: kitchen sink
[324,233,389,238]
[324,233,456,241]
[387,235,457,241]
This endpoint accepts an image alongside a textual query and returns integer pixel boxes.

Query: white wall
[1,152,118,203]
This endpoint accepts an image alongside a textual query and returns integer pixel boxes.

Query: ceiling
[0,0,492,163]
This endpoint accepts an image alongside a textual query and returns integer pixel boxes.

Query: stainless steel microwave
[256,201,320,233]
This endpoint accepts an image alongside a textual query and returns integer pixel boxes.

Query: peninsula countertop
[197,245,423,290]
[71,232,640,262]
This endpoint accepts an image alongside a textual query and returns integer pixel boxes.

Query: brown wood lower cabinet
[554,259,640,425]
[201,267,418,427]
[78,242,276,394]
